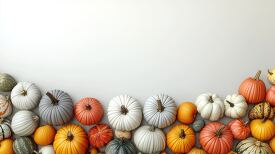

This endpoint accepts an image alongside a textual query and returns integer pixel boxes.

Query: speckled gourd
[0,73,16,92]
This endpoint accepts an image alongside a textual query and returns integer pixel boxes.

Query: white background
[1,0,275,152]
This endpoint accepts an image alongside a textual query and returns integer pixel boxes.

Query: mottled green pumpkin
[13,137,37,154]
[106,138,137,154]
[192,119,205,132]
[0,73,16,92]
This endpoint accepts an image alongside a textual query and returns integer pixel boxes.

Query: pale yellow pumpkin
[268,69,275,84]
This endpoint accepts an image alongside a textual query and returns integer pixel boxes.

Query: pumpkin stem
[46,92,59,104]
[85,104,92,110]
[5,95,10,102]
[0,118,3,124]
[209,96,214,103]
[149,125,155,132]
[253,70,261,80]
[120,105,128,115]
[244,120,249,125]
[157,100,164,112]
[118,138,126,144]
[268,70,273,75]
[179,129,186,138]
[21,90,27,96]
[67,131,74,141]
[226,100,234,107]
[215,125,225,138]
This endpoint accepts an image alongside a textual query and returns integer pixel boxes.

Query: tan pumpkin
[236,137,272,153]
[187,147,207,154]
[250,119,275,141]
[114,130,131,139]
[248,101,274,120]
[0,139,14,154]
[34,125,56,146]
[269,137,275,153]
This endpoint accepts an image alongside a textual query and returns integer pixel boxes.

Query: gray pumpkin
[106,138,137,154]
[13,137,37,154]
[39,89,73,126]
[0,73,16,92]
[192,119,205,132]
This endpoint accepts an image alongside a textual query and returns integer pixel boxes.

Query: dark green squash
[0,73,16,92]
[106,138,137,154]
[13,137,37,154]
[192,119,205,132]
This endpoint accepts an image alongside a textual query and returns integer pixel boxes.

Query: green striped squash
[13,137,37,154]
[0,73,16,92]
[236,137,272,154]
[106,138,137,154]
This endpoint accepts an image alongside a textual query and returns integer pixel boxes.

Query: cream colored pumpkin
[195,93,224,121]
[224,94,248,118]
[236,137,272,154]
[39,145,55,154]
[268,69,275,84]
[115,130,131,139]
[0,95,12,118]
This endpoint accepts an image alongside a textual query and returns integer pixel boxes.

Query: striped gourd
[236,137,272,154]
[106,138,137,154]
[0,119,12,141]
[13,137,37,154]
[0,95,13,118]
[0,73,16,92]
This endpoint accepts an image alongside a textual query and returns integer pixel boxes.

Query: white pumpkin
[195,93,224,121]
[143,94,177,128]
[133,125,166,154]
[224,94,248,118]
[107,95,142,131]
[0,95,12,118]
[39,145,55,154]
[11,82,41,110]
[11,110,39,136]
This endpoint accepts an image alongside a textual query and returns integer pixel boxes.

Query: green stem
[253,70,261,80]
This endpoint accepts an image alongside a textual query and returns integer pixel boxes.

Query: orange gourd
[53,124,88,154]
[267,86,275,106]
[228,119,250,140]
[177,102,197,124]
[239,70,266,104]
[88,124,113,148]
[250,119,275,141]
[167,124,195,153]
[0,139,14,154]
[200,122,233,154]
[187,147,207,154]
[74,97,104,125]
[270,137,275,153]
[34,125,56,146]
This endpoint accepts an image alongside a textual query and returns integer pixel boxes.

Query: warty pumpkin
[266,86,275,106]
[106,138,137,154]
[177,102,197,124]
[0,73,16,92]
[0,118,12,141]
[88,124,113,148]
[236,137,272,154]
[228,119,250,140]
[268,68,275,84]
[13,137,37,154]
[0,95,12,118]
[250,119,275,141]
[0,139,14,154]
[270,137,275,153]
[187,147,207,154]
[248,101,274,120]
[33,125,56,146]
[224,94,248,118]
[115,130,131,139]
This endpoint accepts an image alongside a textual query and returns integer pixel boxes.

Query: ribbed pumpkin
[187,147,207,154]
[167,124,195,153]
[177,102,197,124]
[0,95,12,118]
[270,137,275,153]
[13,137,37,154]
[248,101,274,120]
[88,124,113,148]
[38,145,55,154]
[0,73,16,92]
[199,122,233,154]
[0,139,14,154]
[105,138,137,154]
[239,70,266,104]
[53,124,88,154]
[250,119,275,141]
[224,94,248,118]
[236,137,273,154]
[0,118,12,141]
[39,90,73,126]
[266,86,275,106]
[33,125,56,146]
[115,130,131,139]
[74,97,104,125]
[192,119,205,132]
[268,69,275,84]
[228,119,250,140]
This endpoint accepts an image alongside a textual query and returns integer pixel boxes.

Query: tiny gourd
[236,137,273,154]
[224,94,248,118]
[0,118,12,141]
[0,138,14,154]
[267,68,275,84]
[114,130,131,139]
[177,102,197,124]
[88,124,113,148]
[105,138,137,154]
[0,95,12,118]
[13,137,37,154]
[37,145,54,154]
[248,101,274,120]
[266,86,275,106]
[192,119,205,133]
[33,125,56,146]
[250,119,275,141]
[228,119,250,140]
[0,73,16,92]
[143,94,177,128]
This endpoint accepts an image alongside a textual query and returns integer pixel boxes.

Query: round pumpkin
[0,139,14,154]
[0,73,16,92]
[236,137,272,154]
[195,93,224,121]
[224,94,248,118]
[0,95,12,118]
[88,124,113,148]
[74,97,104,125]
[115,130,131,139]
[268,69,275,84]
[133,125,166,154]
[167,124,195,153]
[107,95,142,131]
[270,137,275,153]
[266,86,275,106]
[39,145,54,154]
[39,90,73,126]
[106,138,137,154]
[239,70,266,104]
[11,110,39,136]
[199,122,233,154]
[187,147,207,154]
[192,119,205,132]
[248,101,274,120]
[33,125,56,146]
[228,119,250,140]
[13,137,37,154]
[11,82,41,110]
[143,94,177,128]
[177,102,197,124]
[53,124,88,154]
[0,118,12,141]
[250,119,275,141]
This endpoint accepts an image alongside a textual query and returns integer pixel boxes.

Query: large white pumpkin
[133,125,166,154]
[39,145,55,154]
[0,95,12,118]
[195,93,224,121]
[143,94,177,128]
[11,110,39,136]
[11,82,41,110]
[224,94,248,118]
[107,95,142,131]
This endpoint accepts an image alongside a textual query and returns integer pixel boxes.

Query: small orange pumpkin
[177,102,197,124]
[250,119,275,141]
[88,124,113,148]
[34,125,56,146]
[228,119,250,140]
[187,147,207,154]
[270,137,275,153]
[267,86,275,106]
[0,139,14,154]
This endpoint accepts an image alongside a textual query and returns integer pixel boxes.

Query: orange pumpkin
[250,119,275,141]
[34,125,56,146]
[267,86,275,106]
[239,70,266,104]
[53,124,88,154]
[167,124,195,153]
[270,137,275,153]
[187,147,207,154]
[0,139,14,154]
[160,151,167,154]
[228,119,250,140]
[177,102,197,124]
[88,124,113,148]
[200,122,233,154]
[74,97,104,125]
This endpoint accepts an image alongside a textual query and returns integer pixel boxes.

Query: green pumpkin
[192,119,205,132]
[0,73,16,92]
[106,138,137,154]
[13,137,37,154]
